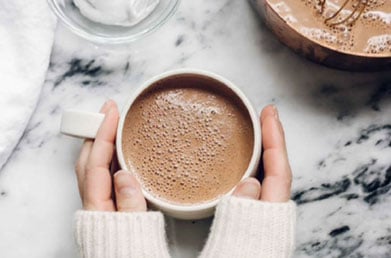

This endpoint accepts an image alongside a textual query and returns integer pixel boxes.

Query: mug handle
[60,110,105,139]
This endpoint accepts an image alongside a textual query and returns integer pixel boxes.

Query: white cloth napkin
[0,1,56,170]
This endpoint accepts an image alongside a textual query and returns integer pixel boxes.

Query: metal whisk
[319,0,368,26]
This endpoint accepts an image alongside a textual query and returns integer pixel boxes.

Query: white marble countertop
[0,1,390,257]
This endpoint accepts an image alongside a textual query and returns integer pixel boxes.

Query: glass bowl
[48,0,180,44]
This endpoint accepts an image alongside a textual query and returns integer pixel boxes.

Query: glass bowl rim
[47,0,180,44]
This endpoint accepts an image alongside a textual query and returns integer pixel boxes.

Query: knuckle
[282,173,292,186]
[85,164,96,175]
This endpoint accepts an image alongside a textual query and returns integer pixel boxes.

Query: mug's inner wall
[121,74,254,205]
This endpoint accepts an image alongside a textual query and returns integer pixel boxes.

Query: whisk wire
[322,0,368,26]
[324,0,351,22]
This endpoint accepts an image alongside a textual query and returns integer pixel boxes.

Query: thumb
[232,177,261,200]
[114,170,147,212]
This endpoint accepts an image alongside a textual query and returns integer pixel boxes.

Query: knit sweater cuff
[200,197,296,258]
[75,210,170,258]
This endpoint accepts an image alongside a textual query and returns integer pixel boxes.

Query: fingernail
[119,187,136,197]
[272,105,279,120]
[235,179,260,199]
[100,99,114,113]
[115,171,137,197]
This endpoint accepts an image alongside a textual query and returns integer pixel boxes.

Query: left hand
[75,100,147,212]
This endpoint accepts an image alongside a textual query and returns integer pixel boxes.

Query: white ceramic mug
[61,69,261,219]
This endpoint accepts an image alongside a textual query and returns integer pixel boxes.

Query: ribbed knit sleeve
[199,197,296,258]
[75,211,170,258]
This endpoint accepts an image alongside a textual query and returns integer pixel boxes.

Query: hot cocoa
[122,75,254,205]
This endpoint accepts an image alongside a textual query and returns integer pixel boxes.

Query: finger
[109,151,120,203]
[232,177,261,200]
[260,105,292,202]
[83,166,116,211]
[75,139,93,198]
[83,100,119,211]
[114,170,147,212]
[75,101,112,198]
[87,100,119,170]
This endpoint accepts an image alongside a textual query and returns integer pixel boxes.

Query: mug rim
[116,69,261,215]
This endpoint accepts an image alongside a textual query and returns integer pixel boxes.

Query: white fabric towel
[0,0,56,169]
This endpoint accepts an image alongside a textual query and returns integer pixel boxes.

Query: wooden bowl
[250,0,391,71]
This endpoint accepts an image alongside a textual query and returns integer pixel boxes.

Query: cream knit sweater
[75,197,296,258]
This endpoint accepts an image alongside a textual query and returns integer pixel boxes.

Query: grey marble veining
[0,0,390,257]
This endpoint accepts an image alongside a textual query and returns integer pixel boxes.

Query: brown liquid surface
[122,76,254,205]
[268,0,391,55]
